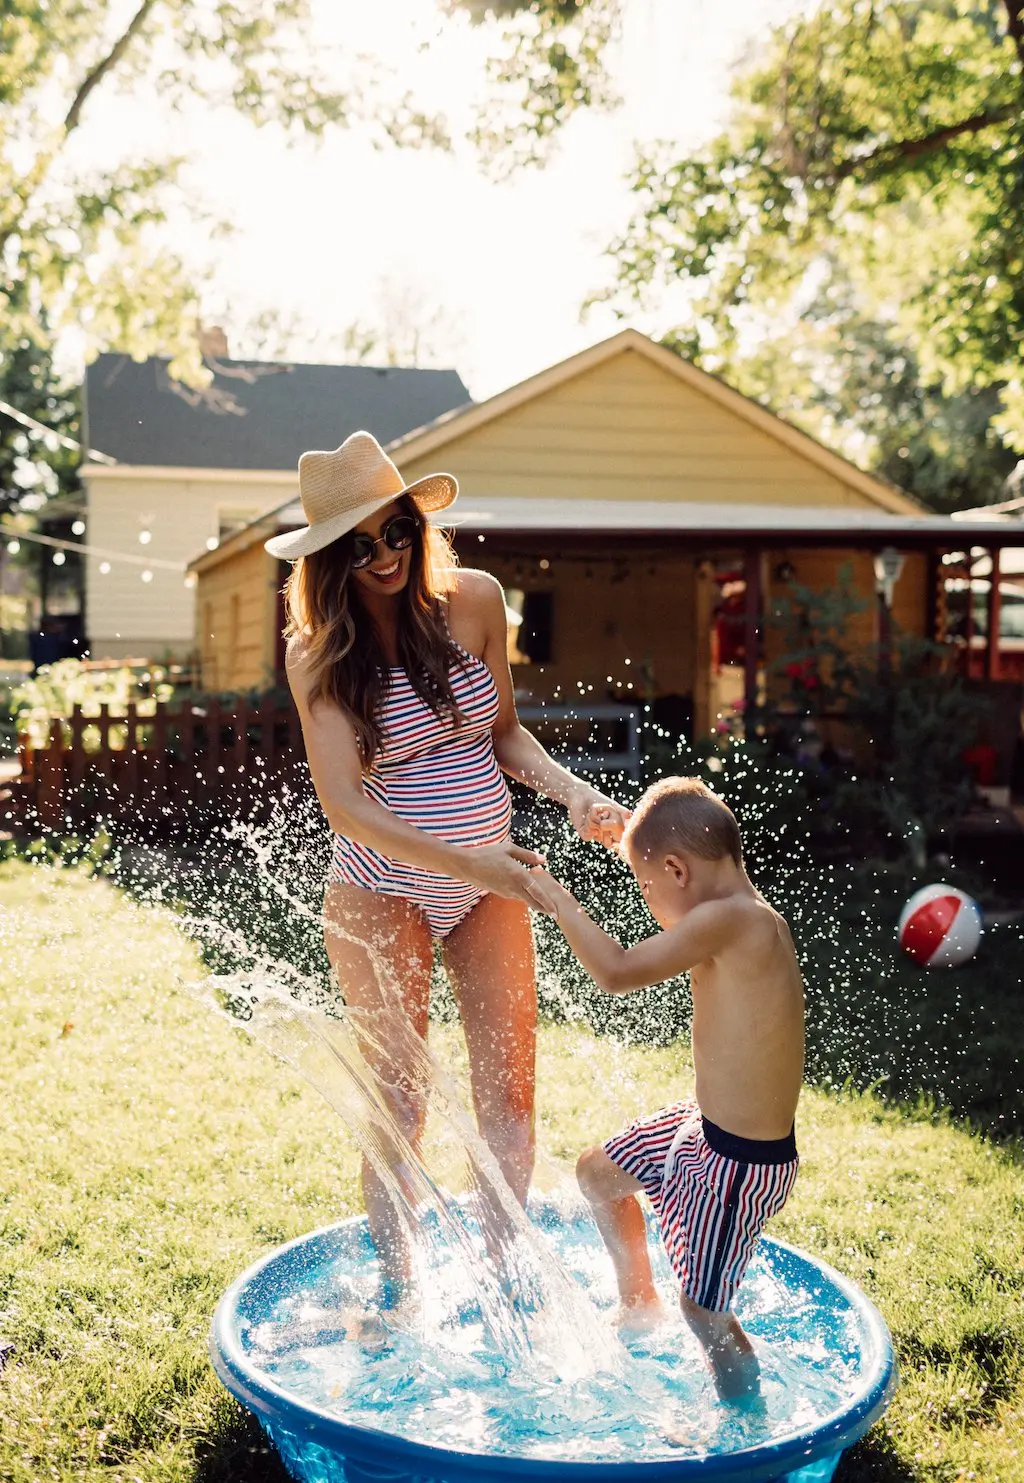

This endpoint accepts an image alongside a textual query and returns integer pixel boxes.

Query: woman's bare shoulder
[449,566,504,611]
[284,632,316,689]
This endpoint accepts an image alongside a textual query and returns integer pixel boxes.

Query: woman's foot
[614,1294,666,1335]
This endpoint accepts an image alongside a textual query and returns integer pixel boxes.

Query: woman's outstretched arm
[458,570,631,848]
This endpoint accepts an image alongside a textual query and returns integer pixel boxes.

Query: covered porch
[442,497,1024,795]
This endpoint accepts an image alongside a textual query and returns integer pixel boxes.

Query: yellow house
[188,330,1016,741]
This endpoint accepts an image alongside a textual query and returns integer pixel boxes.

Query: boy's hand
[526,868,576,919]
[568,784,632,848]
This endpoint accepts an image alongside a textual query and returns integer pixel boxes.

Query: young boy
[528,776,804,1401]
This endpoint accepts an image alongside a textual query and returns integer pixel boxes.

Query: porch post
[986,546,1002,681]
[963,548,975,674]
[743,548,762,713]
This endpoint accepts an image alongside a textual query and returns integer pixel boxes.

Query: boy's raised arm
[528,871,737,994]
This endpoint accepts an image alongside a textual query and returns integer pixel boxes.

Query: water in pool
[239,1203,862,1463]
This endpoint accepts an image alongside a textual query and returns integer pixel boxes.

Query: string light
[141,569,154,583]
[71,519,85,536]
[6,539,20,554]
[206,536,219,551]
[139,529,152,545]
[52,551,66,566]
[0,526,182,570]
[99,561,111,575]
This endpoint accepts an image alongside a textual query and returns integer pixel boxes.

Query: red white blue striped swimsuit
[603,1100,798,1313]
[329,643,513,938]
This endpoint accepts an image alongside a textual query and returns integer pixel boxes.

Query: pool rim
[210,1207,897,1482]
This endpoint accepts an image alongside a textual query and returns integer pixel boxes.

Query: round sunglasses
[350,514,418,570]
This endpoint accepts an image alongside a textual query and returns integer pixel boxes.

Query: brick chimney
[199,325,230,360]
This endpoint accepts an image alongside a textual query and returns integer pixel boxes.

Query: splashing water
[182,850,620,1382]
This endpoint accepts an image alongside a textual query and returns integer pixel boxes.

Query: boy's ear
[664,852,690,887]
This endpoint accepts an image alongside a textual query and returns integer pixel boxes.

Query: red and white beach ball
[898,885,983,968]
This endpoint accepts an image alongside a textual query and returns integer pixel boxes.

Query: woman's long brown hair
[283,498,463,770]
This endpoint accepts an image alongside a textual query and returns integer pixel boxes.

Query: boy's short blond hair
[623,776,742,867]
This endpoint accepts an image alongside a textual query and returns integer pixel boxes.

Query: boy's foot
[680,1294,762,1404]
[707,1324,762,1403]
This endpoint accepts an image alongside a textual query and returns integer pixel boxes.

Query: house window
[505,588,553,665]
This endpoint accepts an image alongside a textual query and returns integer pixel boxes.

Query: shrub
[12,658,174,750]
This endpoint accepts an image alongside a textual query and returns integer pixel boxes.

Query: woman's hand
[462,840,549,905]
[567,783,632,848]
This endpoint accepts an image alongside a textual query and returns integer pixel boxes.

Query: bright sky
[71,0,802,400]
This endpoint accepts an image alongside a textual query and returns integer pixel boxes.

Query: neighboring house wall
[84,468,289,660]
[398,348,892,510]
[198,542,280,692]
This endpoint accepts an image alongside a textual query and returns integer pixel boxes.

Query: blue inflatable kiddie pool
[210,1202,896,1483]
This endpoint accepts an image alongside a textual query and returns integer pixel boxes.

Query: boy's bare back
[686,891,804,1142]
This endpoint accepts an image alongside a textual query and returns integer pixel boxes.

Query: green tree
[452,0,619,171]
[0,331,80,522]
[600,0,1024,463]
[0,0,616,382]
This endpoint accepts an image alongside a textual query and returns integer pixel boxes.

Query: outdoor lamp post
[873,546,906,609]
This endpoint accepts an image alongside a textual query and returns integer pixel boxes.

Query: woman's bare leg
[443,893,537,1205]
[576,1146,663,1325]
[323,880,433,1296]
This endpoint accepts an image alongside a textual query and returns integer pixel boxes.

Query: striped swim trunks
[603,1099,798,1314]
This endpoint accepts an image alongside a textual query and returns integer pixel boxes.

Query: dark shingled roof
[83,354,471,469]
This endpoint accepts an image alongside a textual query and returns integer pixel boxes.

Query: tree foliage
[601,0,1024,470]
[0,0,614,384]
[0,315,80,522]
[450,0,619,171]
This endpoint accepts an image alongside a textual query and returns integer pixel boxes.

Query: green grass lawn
[1,860,1022,1482]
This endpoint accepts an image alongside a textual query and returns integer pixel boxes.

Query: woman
[268,430,629,1296]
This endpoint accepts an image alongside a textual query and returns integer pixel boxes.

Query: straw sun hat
[264,430,458,561]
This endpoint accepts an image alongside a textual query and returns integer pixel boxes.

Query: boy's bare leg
[679,1293,761,1401]
[576,1146,665,1326]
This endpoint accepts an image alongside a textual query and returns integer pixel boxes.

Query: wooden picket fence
[16,695,307,835]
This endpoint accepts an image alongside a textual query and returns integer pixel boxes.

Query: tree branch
[833,103,1018,181]
[1004,0,1024,70]
[63,0,160,135]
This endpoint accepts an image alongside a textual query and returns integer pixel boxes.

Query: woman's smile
[366,553,405,586]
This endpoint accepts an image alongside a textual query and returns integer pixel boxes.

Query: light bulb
[71,519,85,536]
[141,569,153,583]
[139,530,152,545]
[6,540,20,554]
[52,551,66,566]
[99,561,111,575]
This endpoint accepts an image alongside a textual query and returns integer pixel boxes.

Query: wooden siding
[477,553,699,706]
[198,540,279,692]
[84,472,285,659]
[765,549,929,664]
[399,350,875,509]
